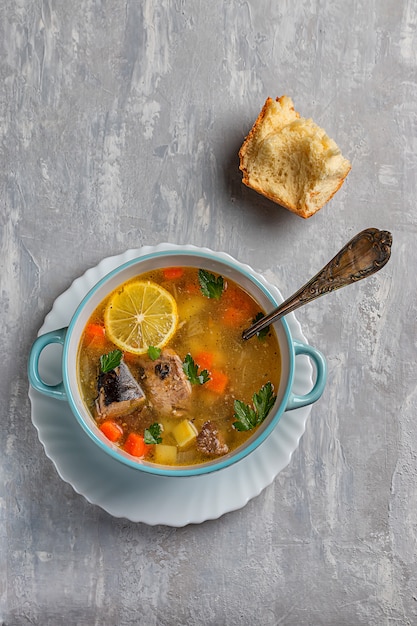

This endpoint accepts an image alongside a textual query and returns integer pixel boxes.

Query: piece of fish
[96,361,146,418]
[138,348,192,416]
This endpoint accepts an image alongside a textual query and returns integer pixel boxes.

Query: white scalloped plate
[28,245,313,526]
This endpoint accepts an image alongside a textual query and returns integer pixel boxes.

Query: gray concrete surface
[1,0,416,624]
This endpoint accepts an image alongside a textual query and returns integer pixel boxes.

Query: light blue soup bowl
[28,245,327,477]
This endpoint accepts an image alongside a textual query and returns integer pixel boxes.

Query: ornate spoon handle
[242,228,392,341]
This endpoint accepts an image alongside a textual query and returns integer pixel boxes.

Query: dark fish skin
[96,361,145,418]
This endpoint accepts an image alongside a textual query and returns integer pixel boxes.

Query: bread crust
[238,96,351,218]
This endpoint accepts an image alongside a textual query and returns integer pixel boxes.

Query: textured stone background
[1,0,416,624]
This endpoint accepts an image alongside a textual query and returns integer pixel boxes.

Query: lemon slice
[104,281,178,355]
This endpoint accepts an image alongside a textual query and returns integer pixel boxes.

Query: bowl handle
[285,339,327,411]
[28,328,68,401]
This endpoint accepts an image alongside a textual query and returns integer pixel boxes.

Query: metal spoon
[242,227,392,341]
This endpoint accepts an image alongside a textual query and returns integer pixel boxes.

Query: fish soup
[77,266,281,467]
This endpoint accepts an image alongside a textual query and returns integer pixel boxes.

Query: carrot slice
[222,307,250,327]
[195,351,214,370]
[84,323,106,347]
[85,323,105,338]
[123,433,150,457]
[99,420,123,442]
[122,350,137,364]
[184,281,200,295]
[223,285,254,312]
[206,369,229,395]
[163,267,184,280]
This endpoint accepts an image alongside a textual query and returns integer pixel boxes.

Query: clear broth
[77,267,281,466]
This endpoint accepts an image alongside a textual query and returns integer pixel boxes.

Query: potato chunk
[172,420,198,449]
[154,444,177,465]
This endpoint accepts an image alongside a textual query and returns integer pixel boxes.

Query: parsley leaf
[233,382,276,431]
[198,269,224,299]
[183,353,210,385]
[148,346,162,361]
[100,349,123,373]
[253,382,276,419]
[233,399,257,431]
[252,312,270,340]
[144,422,163,444]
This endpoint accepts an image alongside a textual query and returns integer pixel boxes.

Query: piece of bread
[238,96,351,218]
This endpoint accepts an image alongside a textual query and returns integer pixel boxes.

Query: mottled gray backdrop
[1,0,416,624]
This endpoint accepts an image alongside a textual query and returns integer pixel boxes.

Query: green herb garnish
[252,312,270,340]
[144,422,163,444]
[183,353,210,385]
[198,269,225,299]
[100,349,123,373]
[233,382,276,431]
[148,346,162,361]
